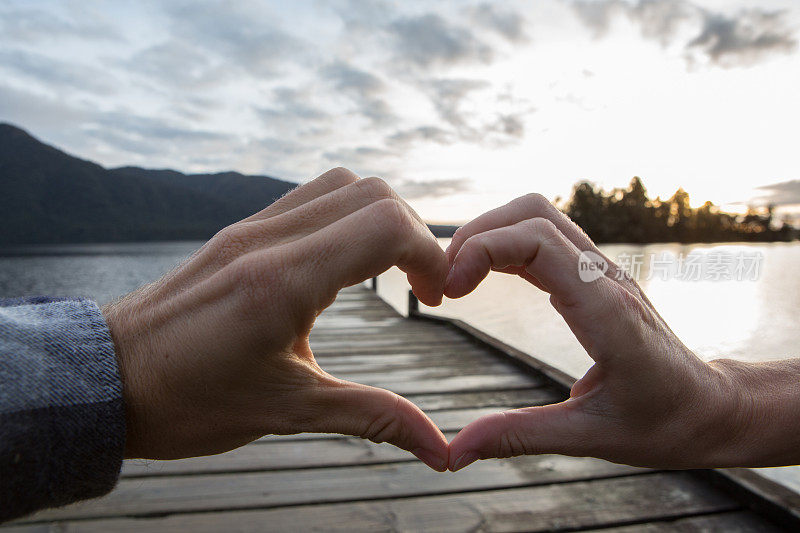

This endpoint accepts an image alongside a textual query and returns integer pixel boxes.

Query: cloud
[0,49,118,95]
[492,114,525,137]
[687,9,797,66]
[571,0,693,41]
[569,0,798,67]
[630,0,694,44]
[0,84,237,169]
[257,87,330,131]
[752,180,800,206]
[385,126,454,147]
[388,14,494,68]
[321,61,395,124]
[164,1,307,77]
[468,3,529,43]
[394,178,473,200]
[426,78,491,129]
[0,84,87,132]
[78,112,234,164]
[416,78,529,146]
[570,0,621,37]
[322,146,397,170]
[571,0,696,43]
[125,40,231,90]
[0,5,120,43]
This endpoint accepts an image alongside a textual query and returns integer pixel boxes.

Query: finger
[490,265,548,292]
[444,218,640,363]
[445,217,605,307]
[244,167,361,222]
[243,177,415,247]
[289,198,448,308]
[446,193,623,280]
[447,402,594,471]
[309,380,449,471]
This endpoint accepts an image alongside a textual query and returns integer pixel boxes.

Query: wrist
[102,300,150,459]
[697,359,756,467]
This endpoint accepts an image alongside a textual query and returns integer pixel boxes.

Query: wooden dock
[6,285,799,531]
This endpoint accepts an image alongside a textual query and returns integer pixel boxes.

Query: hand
[102,168,450,471]
[443,193,800,471]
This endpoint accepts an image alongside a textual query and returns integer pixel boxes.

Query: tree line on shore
[559,177,798,243]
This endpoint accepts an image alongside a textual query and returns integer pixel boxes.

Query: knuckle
[369,198,412,237]
[361,393,403,444]
[520,192,551,212]
[491,412,527,458]
[322,166,359,186]
[527,217,559,238]
[610,283,650,322]
[355,176,395,202]
[451,224,471,246]
[206,224,248,264]
[462,233,486,255]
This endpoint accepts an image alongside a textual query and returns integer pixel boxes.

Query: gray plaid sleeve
[0,297,125,522]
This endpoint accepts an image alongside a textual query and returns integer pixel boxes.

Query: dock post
[407,289,419,317]
[370,277,377,291]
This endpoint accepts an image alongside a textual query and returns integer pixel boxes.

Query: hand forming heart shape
[102,167,770,474]
[103,167,450,469]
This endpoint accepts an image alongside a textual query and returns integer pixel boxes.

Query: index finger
[447,193,621,279]
[291,198,448,308]
[243,167,361,222]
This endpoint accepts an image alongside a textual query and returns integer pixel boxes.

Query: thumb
[447,402,593,472]
[308,380,449,472]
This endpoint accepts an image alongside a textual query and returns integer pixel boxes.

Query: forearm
[710,358,800,467]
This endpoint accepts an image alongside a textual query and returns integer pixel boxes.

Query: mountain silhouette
[0,123,297,245]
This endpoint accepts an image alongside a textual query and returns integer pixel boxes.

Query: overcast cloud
[1,0,798,220]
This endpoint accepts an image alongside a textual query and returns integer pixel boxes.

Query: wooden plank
[404,386,560,412]
[121,434,422,477]
[328,361,523,385]
[310,324,465,337]
[309,337,469,353]
[350,372,541,395]
[310,339,481,356]
[12,473,741,532]
[594,511,781,532]
[23,456,643,522]
[315,349,503,373]
[310,333,471,348]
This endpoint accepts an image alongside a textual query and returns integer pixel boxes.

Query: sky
[1,0,799,223]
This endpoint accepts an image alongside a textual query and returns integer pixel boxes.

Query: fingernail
[412,448,448,472]
[451,451,479,472]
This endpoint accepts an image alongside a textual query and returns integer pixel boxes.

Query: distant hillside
[0,123,297,244]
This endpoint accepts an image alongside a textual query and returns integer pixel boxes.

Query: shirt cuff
[0,297,125,522]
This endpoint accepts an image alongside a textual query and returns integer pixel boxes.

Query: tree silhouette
[562,177,797,244]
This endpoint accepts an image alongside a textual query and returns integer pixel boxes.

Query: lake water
[1,240,798,491]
